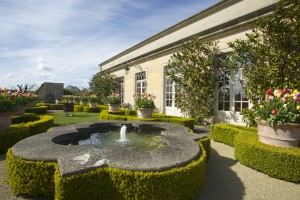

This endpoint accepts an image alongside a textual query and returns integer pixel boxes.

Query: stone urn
[14,105,26,116]
[257,120,300,147]
[0,112,15,131]
[108,104,120,112]
[89,102,97,108]
[138,108,153,118]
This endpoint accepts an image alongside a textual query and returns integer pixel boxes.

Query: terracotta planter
[0,112,15,131]
[15,105,26,116]
[89,102,97,108]
[257,120,300,147]
[138,108,153,118]
[108,104,120,112]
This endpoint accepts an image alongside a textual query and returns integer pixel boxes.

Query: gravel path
[1,141,299,200]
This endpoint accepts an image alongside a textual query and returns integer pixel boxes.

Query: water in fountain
[118,125,129,142]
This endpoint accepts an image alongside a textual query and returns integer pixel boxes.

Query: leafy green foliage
[228,0,300,102]
[7,139,209,199]
[89,71,118,103]
[166,38,230,119]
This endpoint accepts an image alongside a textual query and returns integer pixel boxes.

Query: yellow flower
[259,105,264,108]
[276,93,282,98]
[296,105,300,110]
[292,89,298,94]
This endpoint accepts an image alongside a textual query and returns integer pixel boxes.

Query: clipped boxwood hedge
[74,105,84,112]
[84,107,100,113]
[25,106,48,115]
[11,113,38,124]
[47,104,64,110]
[235,131,300,182]
[211,123,300,182]
[6,138,209,199]
[99,110,194,130]
[211,123,257,147]
[0,115,53,153]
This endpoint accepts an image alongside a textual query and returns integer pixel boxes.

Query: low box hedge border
[0,114,53,153]
[99,110,194,130]
[74,105,108,113]
[25,106,48,115]
[235,131,300,182]
[6,138,209,199]
[211,123,300,182]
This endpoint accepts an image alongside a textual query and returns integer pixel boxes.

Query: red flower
[266,88,272,95]
[271,110,278,115]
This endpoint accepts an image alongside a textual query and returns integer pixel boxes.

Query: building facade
[99,0,279,125]
[36,82,64,101]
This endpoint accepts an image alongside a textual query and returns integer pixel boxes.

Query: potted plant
[107,93,121,112]
[79,96,88,106]
[0,88,16,131]
[134,93,156,118]
[254,88,300,147]
[88,95,98,107]
[73,96,80,104]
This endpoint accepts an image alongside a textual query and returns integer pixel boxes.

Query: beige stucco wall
[102,0,279,125]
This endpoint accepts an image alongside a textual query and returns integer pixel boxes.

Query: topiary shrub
[47,104,64,110]
[84,107,100,113]
[11,113,38,124]
[0,115,53,153]
[235,131,300,182]
[25,106,48,115]
[211,123,257,147]
[74,105,84,112]
[99,110,195,130]
[6,149,57,197]
[7,137,209,199]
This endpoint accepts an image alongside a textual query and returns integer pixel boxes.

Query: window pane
[235,102,241,112]
[242,102,249,109]
[224,90,230,101]
[235,92,241,101]
[218,102,223,110]
[224,102,230,111]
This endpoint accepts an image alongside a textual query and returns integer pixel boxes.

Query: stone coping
[12,120,204,177]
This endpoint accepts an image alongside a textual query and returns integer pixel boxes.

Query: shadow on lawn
[196,147,245,200]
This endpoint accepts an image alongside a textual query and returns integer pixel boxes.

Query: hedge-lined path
[1,140,299,199]
[197,140,300,200]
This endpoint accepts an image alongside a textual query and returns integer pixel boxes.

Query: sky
[0,0,219,90]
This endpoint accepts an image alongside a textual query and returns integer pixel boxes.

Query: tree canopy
[89,71,118,103]
[228,0,300,102]
[166,38,230,120]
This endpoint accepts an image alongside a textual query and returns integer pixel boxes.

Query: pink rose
[271,110,278,115]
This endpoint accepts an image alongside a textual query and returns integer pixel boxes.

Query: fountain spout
[119,125,129,142]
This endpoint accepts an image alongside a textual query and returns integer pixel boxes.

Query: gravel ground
[1,141,299,200]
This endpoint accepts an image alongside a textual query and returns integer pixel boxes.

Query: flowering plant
[107,93,121,104]
[134,93,156,109]
[0,87,37,112]
[254,88,300,127]
[88,95,98,103]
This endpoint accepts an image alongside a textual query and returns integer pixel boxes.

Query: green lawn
[48,111,100,125]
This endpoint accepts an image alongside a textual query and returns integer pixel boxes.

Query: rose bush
[254,88,300,127]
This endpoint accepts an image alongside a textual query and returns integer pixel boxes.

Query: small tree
[89,71,118,103]
[228,0,300,103]
[166,37,230,120]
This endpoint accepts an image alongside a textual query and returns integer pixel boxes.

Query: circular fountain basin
[12,120,204,177]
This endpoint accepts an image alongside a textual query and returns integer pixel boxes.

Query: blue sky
[0,0,219,90]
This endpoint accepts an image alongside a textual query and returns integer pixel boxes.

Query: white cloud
[0,0,219,89]
[5,73,15,78]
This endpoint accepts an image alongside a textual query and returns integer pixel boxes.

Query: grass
[48,111,100,125]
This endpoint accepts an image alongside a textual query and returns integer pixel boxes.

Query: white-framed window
[165,77,174,107]
[217,69,249,112]
[135,72,146,94]
[218,71,230,111]
[234,68,249,111]
[117,77,124,103]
